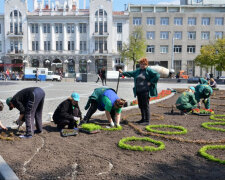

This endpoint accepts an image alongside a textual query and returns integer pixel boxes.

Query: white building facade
[0,0,129,78]
[128,0,225,77]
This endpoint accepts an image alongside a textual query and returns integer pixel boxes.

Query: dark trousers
[84,99,115,122]
[57,119,77,129]
[101,77,106,86]
[25,88,45,136]
[137,92,150,122]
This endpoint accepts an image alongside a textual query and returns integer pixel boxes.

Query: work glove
[16,119,24,126]
[74,116,80,126]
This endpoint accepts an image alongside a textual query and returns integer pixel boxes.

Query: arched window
[32,59,39,67]
[79,59,87,73]
[43,59,51,70]
[14,10,18,17]
[68,59,75,73]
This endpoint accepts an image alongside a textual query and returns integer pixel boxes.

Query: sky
[0,0,180,13]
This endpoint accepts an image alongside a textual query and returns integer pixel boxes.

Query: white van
[24,67,48,81]
[46,71,61,81]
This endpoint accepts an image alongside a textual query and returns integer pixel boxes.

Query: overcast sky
[0,0,180,13]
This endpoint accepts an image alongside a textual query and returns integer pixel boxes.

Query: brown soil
[1,91,225,180]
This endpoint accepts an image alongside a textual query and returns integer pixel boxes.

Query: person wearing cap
[6,87,45,138]
[53,92,82,130]
[175,87,197,114]
[195,78,213,109]
[0,101,7,130]
[83,87,126,127]
[119,57,160,125]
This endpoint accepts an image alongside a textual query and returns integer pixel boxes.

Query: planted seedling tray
[79,129,101,134]
[60,128,79,137]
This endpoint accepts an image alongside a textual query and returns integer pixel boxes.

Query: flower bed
[118,136,165,152]
[199,145,225,164]
[130,90,172,106]
[192,108,214,115]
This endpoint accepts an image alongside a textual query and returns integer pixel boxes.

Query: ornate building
[0,0,129,77]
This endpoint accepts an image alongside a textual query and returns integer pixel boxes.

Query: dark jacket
[53,99,82,124]
[11,87,37,114]
[122,67,160,97]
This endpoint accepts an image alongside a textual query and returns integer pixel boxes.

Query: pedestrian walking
[96,68,102,83]
[6,87,45,138]
[100,67,106,86]
[35,68,39,83]
[119,57,160,125]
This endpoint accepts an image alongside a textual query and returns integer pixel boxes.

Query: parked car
[219,76,225,80]
[187,77,200,83]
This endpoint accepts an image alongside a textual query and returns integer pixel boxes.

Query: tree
[120,27,146,70]
[194,38,225,73]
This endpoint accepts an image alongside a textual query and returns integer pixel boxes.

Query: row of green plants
[81,123,122,132]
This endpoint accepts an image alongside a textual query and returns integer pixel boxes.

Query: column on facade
[39,23,43,51]
[75,23,80,51]
[51,23,55,51]
[86,23,89,53]
[63,23,67,51]
[27,23,31,51]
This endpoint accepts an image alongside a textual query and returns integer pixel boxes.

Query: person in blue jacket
[83,87,126,127]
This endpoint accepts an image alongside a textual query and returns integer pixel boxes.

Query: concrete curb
[0,156,19,180]
[92,92,175,117]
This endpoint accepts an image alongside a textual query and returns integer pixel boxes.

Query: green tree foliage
[120,27,146,70]
[194,38,225,72]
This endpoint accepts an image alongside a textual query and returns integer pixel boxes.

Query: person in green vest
[175,87,197,114]
[119,57,160,125]
[83,87,126,127]
[195,78,213,109]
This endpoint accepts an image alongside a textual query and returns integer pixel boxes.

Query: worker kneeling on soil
[175,87,197,114]
[195,78,213,109]
[53,92,82,130]
[6,87,45,138]
[0,101,7,130]
[83,87,126,128]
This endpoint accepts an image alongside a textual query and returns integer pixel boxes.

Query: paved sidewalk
[0,80,224,128]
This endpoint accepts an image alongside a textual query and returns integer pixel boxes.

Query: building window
[56,41,63,51]
[117,41,122,51]
[147,17,155,25]
[188,32,196,40]
[174,32,182,40]
[202,17,210,25]
[160,45,168,53]
[79,23,87,33]
[201,32,210,40]
[174,60,182,73]
[95,22,98,33]
[215,32,223,39]
[174,17,183,25]
[146,31,155,40]
[133,17,142,25]
[43,24,50,33]
[55,24,62,33]
[80,41,87,51]
[0,41,2,52]
[187,60,195,76]
[19,23,22,33]
[31,24,38,33]
[117,23,122,33]
[0,24,1,34]
[215,17,224,25]
[67,24,75,33]
[160,17,169,25]
[104,22,107,33]
[95,40,98,51]
[188,17,196,25]
[68,41,75,51]
[174,45,182,53]
[160,31,169,39]
[44,41,51,51]
[146,45,155,53]
[187,45,196,53]
[32,41,39,51]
